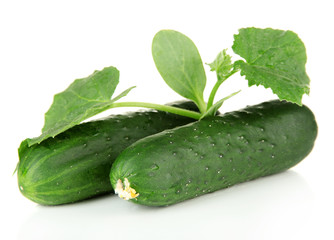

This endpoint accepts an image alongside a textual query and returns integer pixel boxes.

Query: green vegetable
[17,101,200,205]
[17,27,315,207]
[110,100,318,206]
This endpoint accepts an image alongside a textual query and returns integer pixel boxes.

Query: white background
[1,0,333,239]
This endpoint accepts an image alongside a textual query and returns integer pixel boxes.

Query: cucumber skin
[110,100,318,207]
[17,101,199,205]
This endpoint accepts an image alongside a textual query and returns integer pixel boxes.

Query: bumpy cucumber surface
[110,100,317,206]
[18,101,199,205]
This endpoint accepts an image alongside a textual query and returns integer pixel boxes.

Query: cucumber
[110,100,318,206]
[17,100,199,205]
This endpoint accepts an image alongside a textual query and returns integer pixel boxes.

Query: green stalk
[207,80,224,110]
[207,70,238,109]
[110,102,202,120]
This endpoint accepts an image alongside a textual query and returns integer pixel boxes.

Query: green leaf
[232,27,310,105]
[27,66,124,146]
[207,49,234,80]
[152,30,207,113]
[200,90,241,119]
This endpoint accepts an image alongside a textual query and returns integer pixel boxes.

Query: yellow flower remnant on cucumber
[115,178,139,200]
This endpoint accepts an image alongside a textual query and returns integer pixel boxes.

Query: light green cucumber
[110,100,317,206]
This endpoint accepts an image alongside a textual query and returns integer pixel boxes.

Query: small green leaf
[152,30,207,113]
[232,27,310,105]
[207,49,234,80]
[27,66,122,146]
[111,86,136,103]
[201,90,241,119]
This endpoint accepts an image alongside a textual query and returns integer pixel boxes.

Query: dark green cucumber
[110,100,317,206]
[17,100,199,205]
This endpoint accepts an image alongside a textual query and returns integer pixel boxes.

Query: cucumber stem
[207,70,238,110]
[207,80,225,109]
[110,102,202,120]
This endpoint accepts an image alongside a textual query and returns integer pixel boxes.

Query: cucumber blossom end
[115,178,139,200]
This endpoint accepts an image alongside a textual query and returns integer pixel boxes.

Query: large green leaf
[27,66,128,146]
[152,30,207,112]
[232,27,310,105]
